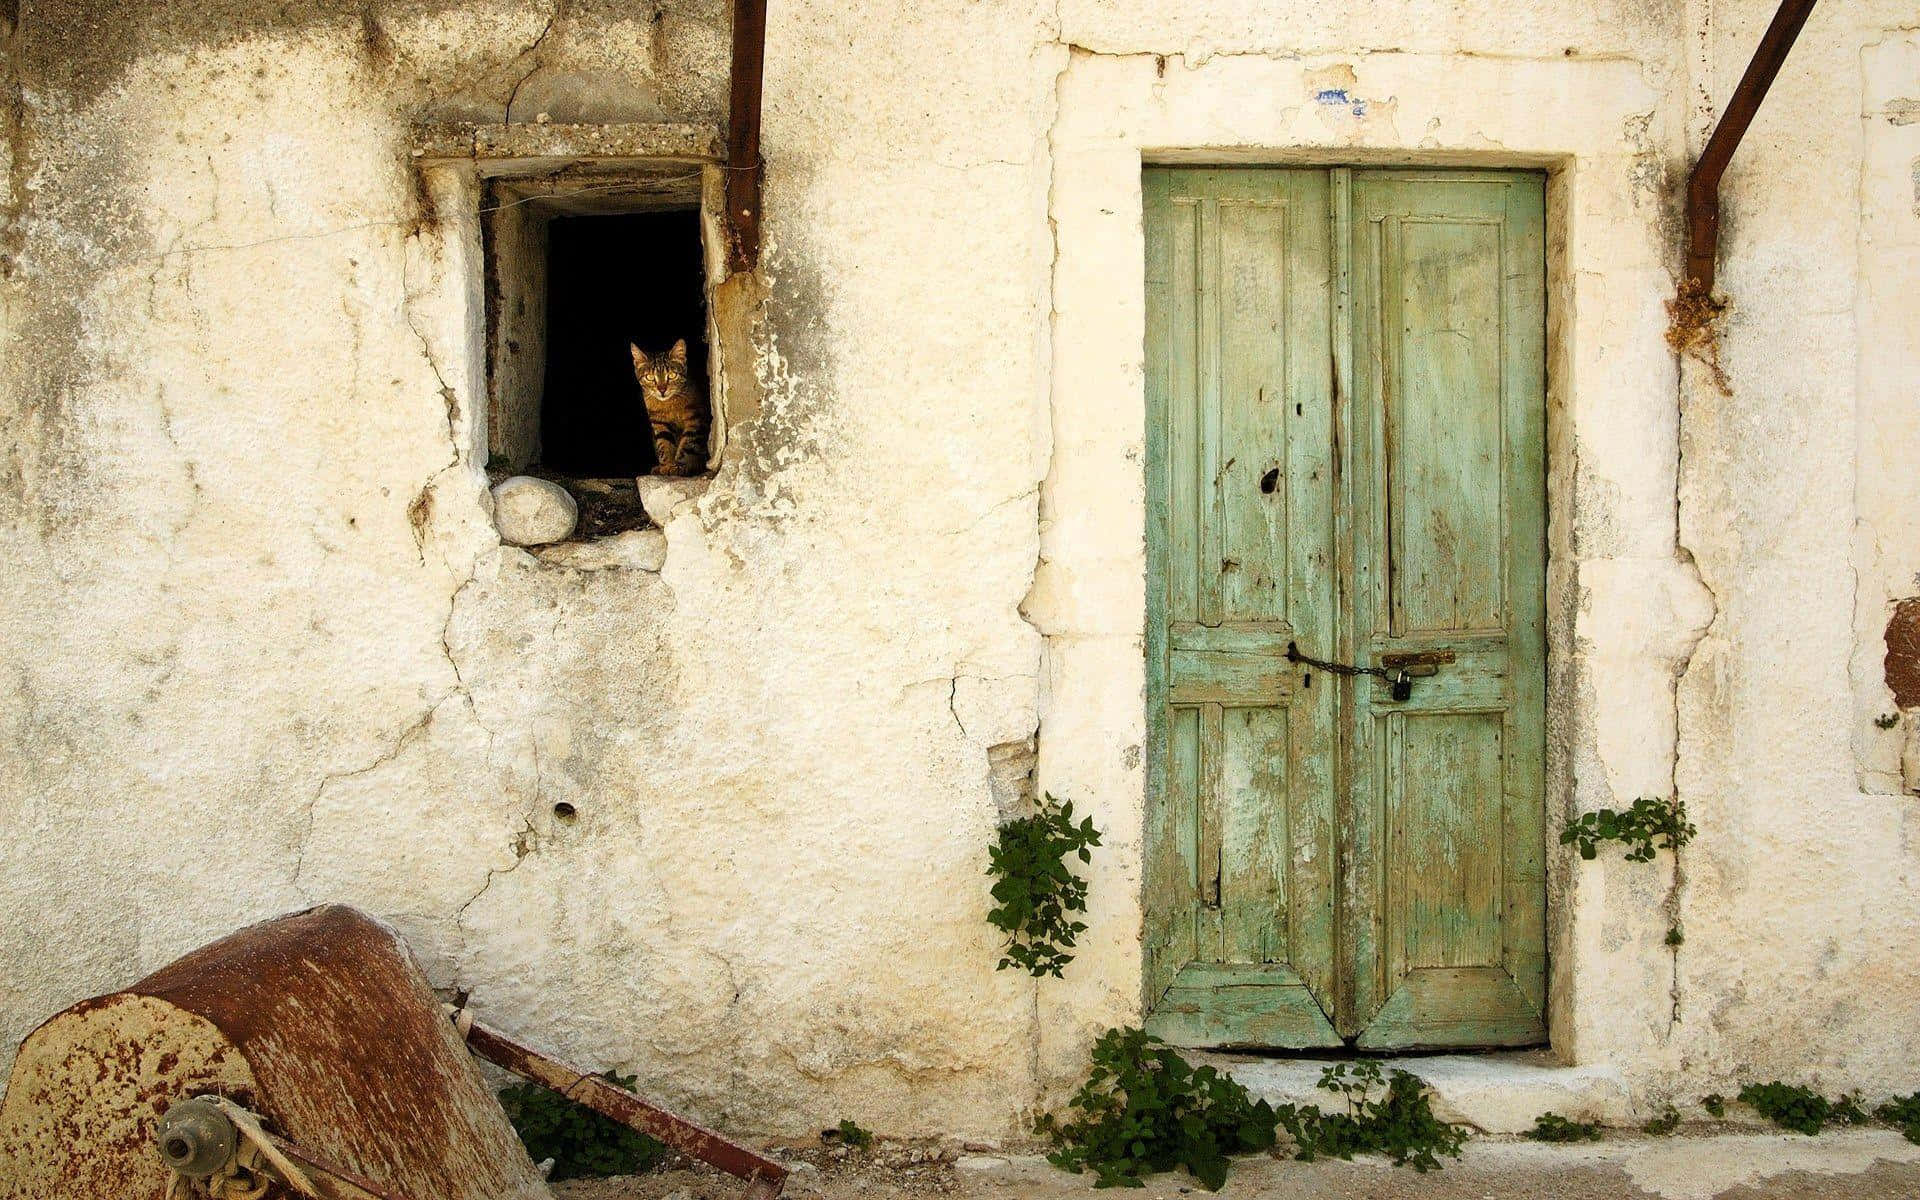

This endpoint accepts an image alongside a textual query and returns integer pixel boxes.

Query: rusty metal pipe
[1684,0,1818,293]
[459,1017,788,1196]
[724,0,768,274]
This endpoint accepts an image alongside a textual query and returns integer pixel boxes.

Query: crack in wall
[401,231,462,459]
[502,1,565,123]
[1663,0,1726,1037]
[293,698,448,900]
[454,815,537,928]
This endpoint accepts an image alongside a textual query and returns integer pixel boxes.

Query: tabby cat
[630,339,709,477]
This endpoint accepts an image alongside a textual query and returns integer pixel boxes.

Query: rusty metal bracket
[1684,0,1818,295]
[1379,649,1456,677]
[724,0,768,275]
[453,1011,787,1198]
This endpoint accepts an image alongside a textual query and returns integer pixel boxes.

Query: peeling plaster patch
[1300,62,1396,133]
[1887,598,1920,708]
[1621,1131,1920,1200]
[1887,98,1920,125]
[987,738,1037,819]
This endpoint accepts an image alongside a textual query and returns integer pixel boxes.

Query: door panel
[1346,171,1546,1048]
[1144,168,1340,1048]
[1145,166,1546,1051]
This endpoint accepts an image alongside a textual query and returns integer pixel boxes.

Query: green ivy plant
[1524,1112,1600,1142]
[825,1118,873,1149]
[1875,1093,1920,1144]
[1040,1027,1279,1191]
[1738,1082,1842,1136]
[1561,796,1695,862]
[1734,1082,1919,1141]
[987,794,1102,977]
[500,1072,668,1182]
[1274,1062,1467,1173]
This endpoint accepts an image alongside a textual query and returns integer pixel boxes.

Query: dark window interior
[540,210,709,478]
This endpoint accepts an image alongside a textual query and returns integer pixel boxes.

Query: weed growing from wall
[1275,1062,1467,1173]
[1525,1113,1600,1142]
[987,794,1101,977]
[1040,1027,1278,1190]
[500,1073,667,1181]
[1561,796,1695,862]
[1875,1094,1920,1144]
[1642,1106,1681,1136]
[1721,1082,1920,1141]
[824,1119,873,1149]
[1737,1082,1866,1135]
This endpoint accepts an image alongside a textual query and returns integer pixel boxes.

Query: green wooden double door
[1143,168,1547,1050]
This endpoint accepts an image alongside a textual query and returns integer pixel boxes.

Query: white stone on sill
[635,474,710,526]
[535,529,668,572]
[491,475,577,546]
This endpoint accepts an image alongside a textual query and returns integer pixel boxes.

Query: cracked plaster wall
[0,0,1917,1142]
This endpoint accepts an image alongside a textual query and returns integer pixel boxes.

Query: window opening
[542,211,709,478]
[485,177,714,544]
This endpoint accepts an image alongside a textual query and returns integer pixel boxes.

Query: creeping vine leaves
[1275,1062,1467,1173]
[1728,1082,1920,1143]
[1042,1035,1466,1190]
[987,794,1101,977]
[500,1072,667,1181]
[1876,1093,1920,1145]
[1561,796,1694,863]
[1040,1027,1278,1190]
[1524,1112,1601,1143]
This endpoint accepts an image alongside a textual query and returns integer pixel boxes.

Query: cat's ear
[630,342,648,372]
[668,339,688,366]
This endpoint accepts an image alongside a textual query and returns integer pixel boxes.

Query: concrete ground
[554,1128,1920,1199]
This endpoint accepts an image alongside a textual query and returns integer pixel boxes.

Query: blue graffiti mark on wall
[1314,87,1370,117]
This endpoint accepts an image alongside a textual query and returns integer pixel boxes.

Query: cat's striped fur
[631,339,709,477]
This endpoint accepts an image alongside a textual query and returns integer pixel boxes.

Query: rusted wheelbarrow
[0,906,785,1200]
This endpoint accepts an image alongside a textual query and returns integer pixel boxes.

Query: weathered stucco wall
[1,0,1916,1140]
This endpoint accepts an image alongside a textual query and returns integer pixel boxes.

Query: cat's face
[630,339,689,399]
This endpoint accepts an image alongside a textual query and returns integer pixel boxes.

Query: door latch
[1286,643,1445,701]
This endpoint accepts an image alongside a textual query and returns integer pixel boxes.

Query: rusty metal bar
[1684,0,1818,293]
[267,1135,421,1200]
[724,0,768,274]
[459,1018,788,1196]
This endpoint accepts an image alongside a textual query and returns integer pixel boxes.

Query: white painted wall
[0,0,1915,1140]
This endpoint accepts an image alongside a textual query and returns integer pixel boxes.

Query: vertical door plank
[1500,176,1550,1016]
[1142,170,1194,1008]
[1284,169,1339,1014]
[1215,197,1291,624]
[1220,704,1290,963]
[1388,217,1506,636]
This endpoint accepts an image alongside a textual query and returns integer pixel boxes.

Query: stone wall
[0,0,1916,1139]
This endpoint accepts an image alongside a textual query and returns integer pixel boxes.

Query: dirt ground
[551,1128,1920,1200]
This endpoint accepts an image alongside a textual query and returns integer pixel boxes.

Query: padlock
[1390,670,1412,702]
